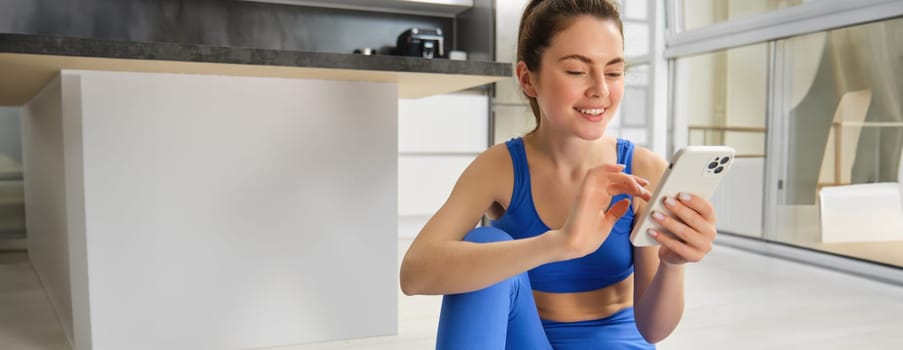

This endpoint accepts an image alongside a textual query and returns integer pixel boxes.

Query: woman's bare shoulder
[630,145,668,183]
[469,142,514,182]
[455,142,513,204]
[481,142,514,163]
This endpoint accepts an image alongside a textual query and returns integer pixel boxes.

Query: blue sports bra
[490,137,636,293]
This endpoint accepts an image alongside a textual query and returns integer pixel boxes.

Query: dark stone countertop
[0,33,512,77]
[0,32,515,103]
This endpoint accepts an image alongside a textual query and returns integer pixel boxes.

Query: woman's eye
[606,72,624,78]
[566,71,586,76]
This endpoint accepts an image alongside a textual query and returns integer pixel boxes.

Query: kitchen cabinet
[2,33,509,350]
[241,0,474,17]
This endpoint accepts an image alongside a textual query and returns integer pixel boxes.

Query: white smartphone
[629,146,736,247]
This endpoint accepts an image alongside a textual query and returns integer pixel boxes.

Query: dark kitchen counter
[0,33,513,104]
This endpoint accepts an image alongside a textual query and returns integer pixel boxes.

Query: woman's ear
[516,61,538,98]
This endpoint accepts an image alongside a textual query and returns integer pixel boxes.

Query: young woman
[400,1,718,348]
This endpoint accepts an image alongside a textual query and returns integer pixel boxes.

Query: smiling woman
[517,16,625,140]
[516,0,625,138]
[400,0,721,349]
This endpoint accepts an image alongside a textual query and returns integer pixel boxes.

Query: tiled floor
[2,239,902,350]
[0,252,69,350]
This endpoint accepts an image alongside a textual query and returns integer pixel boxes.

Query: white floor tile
[0,255,69,350]
[2,238,902,350]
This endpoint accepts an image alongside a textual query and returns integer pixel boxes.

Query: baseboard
[716,231,903,287]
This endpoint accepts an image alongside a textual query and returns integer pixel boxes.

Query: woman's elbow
[636,320,671,344]
[399,258,424,296]
[399,272,417,296]
[640,332,666,345]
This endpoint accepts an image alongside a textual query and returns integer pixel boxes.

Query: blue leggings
[436,227,655,350]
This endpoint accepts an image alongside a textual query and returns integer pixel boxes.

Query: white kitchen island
[0,33,510,350]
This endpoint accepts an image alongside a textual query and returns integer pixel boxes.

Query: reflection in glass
[775,18,903,267]
[675,44,768,238]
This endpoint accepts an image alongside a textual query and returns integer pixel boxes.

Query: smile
[575,107,607,116]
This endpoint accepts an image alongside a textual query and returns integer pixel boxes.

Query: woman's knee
[463,226,513,244]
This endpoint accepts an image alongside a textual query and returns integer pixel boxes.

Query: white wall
[398,93,488,238]
[493,0,529,106]
[711,157,764,237]
[26,70,399,350]
[398,93,487,154]
[22,75,79,348]
[493,0,535,144]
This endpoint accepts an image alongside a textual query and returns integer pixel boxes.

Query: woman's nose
[586,74,609,98]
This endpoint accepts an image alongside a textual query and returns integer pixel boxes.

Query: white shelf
[241,0,474,18]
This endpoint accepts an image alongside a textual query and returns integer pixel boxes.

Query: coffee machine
[396,28,445,59]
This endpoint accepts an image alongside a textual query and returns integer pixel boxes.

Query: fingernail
[679,193,692,201]
[647,228,658,237]
[665,197,677,207]
[652,211,665,221]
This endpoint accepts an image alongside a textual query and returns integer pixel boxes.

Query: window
[673,43,768,238]
[681,0,806,32]
[772,17,903,267]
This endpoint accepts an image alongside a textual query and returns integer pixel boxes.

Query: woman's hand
[647,193,717,265]
[553,164,652,260]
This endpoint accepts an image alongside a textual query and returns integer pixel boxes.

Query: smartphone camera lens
[708,161,718,169]
[720,156,731,165]
[715,166,724,174]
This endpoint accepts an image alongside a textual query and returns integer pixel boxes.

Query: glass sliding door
[673,43,769,238]
[769,17,903,267]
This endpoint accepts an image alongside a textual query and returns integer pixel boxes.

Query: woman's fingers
[649,209,706,249]
[648,228,703,263]
[603,198,631,225]
[605,172,651,201]
[601,163,625,173]
[648,193,719,264]
[586,164,653,207]
[674,193,717,223]
[662,194,716,242]
[633,175,650,187]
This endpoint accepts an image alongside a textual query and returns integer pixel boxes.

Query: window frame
[666,0,903,58]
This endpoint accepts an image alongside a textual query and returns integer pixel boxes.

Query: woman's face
[529,16,625,140]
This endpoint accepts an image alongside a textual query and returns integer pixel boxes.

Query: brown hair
[517,0,624,133]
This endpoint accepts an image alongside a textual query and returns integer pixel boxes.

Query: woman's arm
[631,147,718,343]
[400,145,562,295]
[633,246,685,343]
[401,145,645,296]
